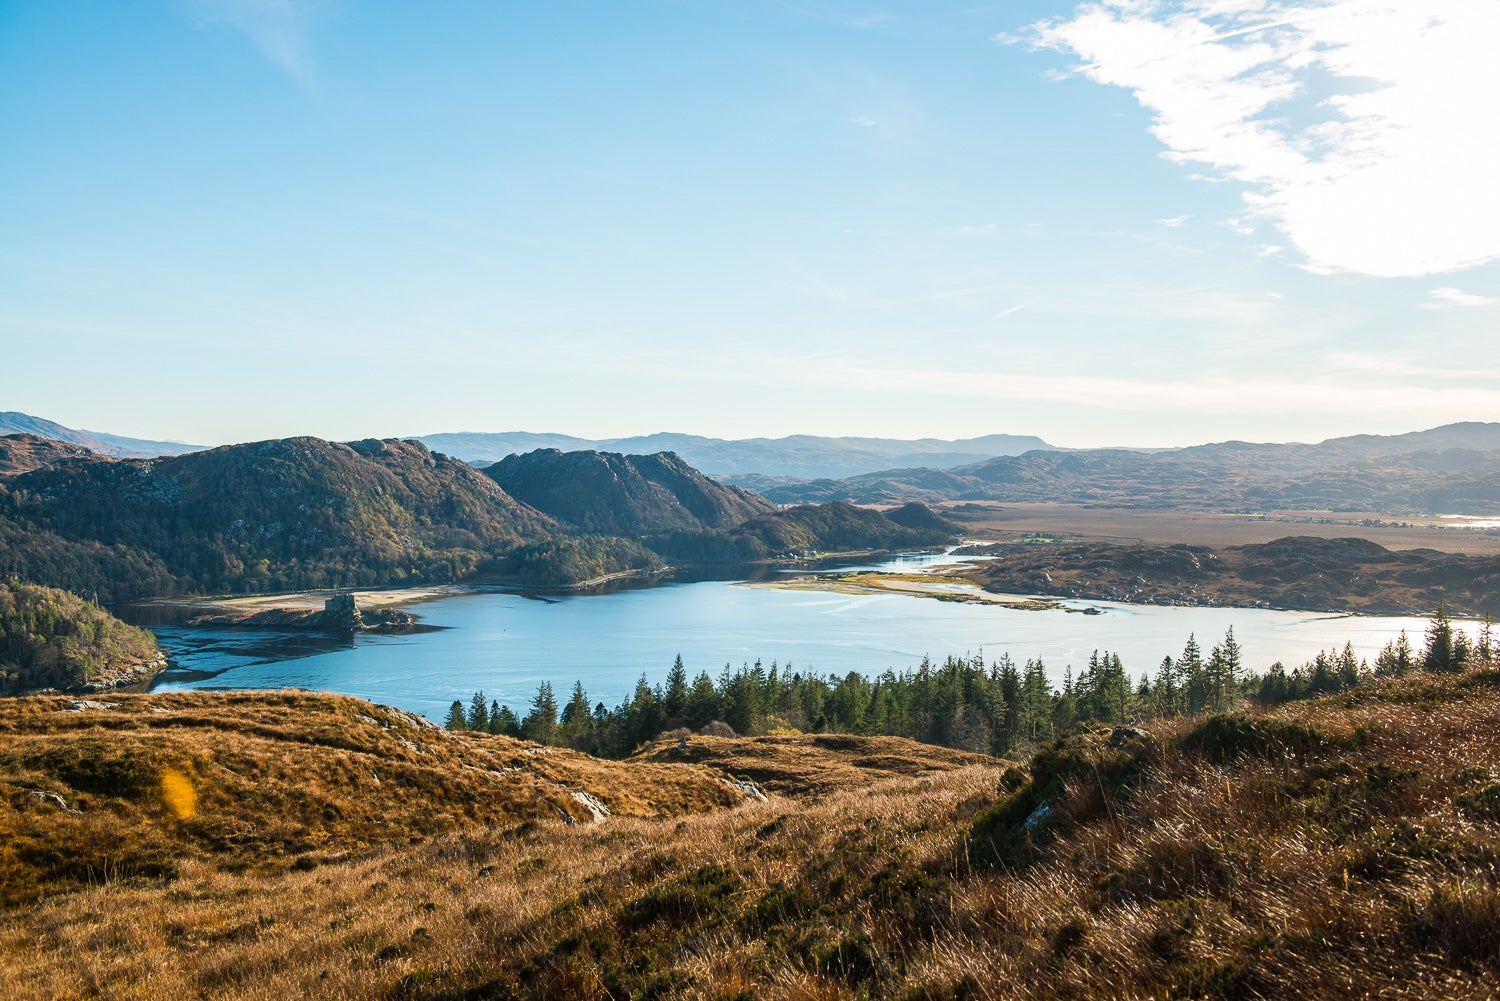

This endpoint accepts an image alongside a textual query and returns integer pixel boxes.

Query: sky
[2,0,1498,449]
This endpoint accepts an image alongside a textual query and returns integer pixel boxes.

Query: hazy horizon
[9,405,1498,455]
[5,2,1498,448]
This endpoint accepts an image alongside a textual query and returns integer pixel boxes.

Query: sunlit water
[141,551,1460,722]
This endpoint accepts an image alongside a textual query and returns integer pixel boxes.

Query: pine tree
[1180,634,1207,714]
[522,681,558,745]
[685,670,721,730]
[562,680,592,728]
[1423,601,1456,673]
[444,699,467,731]
[664,654,689,722]
[468,690,489,732]
[492,702,521,737]
[1152,655,1178,717]
[1206,628,1242,713]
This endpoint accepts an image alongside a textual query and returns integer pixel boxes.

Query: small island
[0,582,166,694]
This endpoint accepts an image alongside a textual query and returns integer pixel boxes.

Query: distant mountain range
[419,430,1057,478]
[1,412,1057,479]
[7,408,1500,514]
[0,412,205,458]
[735,422,1500,515]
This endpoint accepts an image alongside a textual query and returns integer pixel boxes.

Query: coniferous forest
[445,607,1497,757]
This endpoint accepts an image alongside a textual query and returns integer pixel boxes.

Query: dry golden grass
[0,690,751,907]
[2,671,1500,999]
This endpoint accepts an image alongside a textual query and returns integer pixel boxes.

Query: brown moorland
[961,535,1500,616]
[944,501,1500,556]
[1,668,1499,998]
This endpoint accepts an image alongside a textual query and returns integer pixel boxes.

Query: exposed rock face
[570,791,612,822]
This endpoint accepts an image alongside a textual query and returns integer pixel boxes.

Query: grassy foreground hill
[2,667,1499,998]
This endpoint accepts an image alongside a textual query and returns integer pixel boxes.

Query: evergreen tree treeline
[442,609,1493,757]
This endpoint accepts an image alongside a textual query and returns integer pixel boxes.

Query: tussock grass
[2,668,1499,998]
[0,690,749,907]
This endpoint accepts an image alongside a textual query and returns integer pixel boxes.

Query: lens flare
[160,768,198,821]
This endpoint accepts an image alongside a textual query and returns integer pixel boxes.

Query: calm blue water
[140,551,1454,722]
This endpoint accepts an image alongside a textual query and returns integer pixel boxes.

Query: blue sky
[3,0,1497,448]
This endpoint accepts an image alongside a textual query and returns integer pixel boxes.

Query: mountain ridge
[420,429,1057,477]
[0,412,204,459]
[741,423,1500,514]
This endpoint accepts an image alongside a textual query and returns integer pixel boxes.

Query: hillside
[647,501,959,565]
[750,423,1500,515]
[0,583,164,694]
[964,535,1500,616]
[2,669,1498,998]
[0,437,557,601]
[423,430,1055,477]
[0,412,204,458]
[485,449,774,535]
[0,434,93,476]
[0,690,767,909]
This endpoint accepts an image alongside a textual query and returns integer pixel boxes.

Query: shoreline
[140,583,475,617]
[740,571,1077,612]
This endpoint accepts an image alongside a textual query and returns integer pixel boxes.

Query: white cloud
[1033,0,1500,278]
[993,304,1027,320]
[798,363,1500,420]
[1156,214,1190,227]
[850,115,880,128]
[185,0,325,87]
[1424,287,1499,309]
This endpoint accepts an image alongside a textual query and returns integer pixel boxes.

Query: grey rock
[570,791,611,823]
[60,700,119,712]
[725,778,767,802]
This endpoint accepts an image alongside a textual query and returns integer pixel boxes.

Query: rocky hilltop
[0,436,555,601]
[0,434,95,477]
[486,448,774,534]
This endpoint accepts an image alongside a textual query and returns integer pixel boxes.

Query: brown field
[945,501,1500,555]
[3,669,1500,998]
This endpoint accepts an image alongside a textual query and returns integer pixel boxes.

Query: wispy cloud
[1031,1,1500,278]
[1156,215,1190,228]
[184,0,327,88]
[993,304,1027,320]
[797,363,1500,419]
[1424,287,1499,309]
[850,115,880,128]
